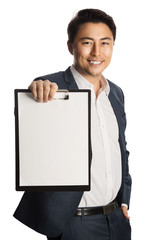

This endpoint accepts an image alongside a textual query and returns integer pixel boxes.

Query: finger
[43,80,51,102]
[124,212,130,219]
[48,82,58,100]
[121,206,130,219]
[36,80,44,102]
[28,81,37,100]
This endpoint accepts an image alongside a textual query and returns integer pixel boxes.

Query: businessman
[14,9,132,240]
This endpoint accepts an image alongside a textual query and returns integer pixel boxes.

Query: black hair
[67,9,116,43]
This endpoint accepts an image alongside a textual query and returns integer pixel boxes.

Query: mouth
[88,60,103,65]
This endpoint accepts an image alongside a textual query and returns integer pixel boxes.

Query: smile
[88,60,103,65]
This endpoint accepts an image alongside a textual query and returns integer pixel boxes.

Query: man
[14,9,132,240]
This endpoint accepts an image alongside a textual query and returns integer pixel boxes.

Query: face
[68,22,114,82]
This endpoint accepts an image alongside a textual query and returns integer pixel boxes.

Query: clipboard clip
[54,90,69,100]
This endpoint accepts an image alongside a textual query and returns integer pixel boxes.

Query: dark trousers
[47,207,131,240]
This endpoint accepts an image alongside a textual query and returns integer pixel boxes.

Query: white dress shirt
[70,66,122,208]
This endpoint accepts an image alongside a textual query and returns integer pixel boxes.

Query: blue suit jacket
[14,67,132,237]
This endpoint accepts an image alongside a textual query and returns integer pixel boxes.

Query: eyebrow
[80,37,112,41]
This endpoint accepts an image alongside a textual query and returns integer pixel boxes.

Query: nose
[91,42,101,56]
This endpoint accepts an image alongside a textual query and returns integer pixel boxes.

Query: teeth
[90,61,101,64]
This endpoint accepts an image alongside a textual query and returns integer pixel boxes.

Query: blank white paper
[17,91,90,187]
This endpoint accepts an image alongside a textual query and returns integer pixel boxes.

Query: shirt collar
[70,65,110,96]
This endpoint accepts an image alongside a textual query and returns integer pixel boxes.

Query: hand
[28,79,58,102]
[121,205,130,220]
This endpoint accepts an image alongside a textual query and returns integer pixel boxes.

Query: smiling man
[67,22,114,97]
[14,9,132,240]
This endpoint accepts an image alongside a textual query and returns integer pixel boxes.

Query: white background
[1,0,160,239]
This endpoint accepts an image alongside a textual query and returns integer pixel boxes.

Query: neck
[73,65,102,95]
[82,74,101,97]
[94,80,101,97]
[72,65,103,97]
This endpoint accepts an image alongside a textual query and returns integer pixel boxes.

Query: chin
[88,67,105,77]
[89,71,103,77]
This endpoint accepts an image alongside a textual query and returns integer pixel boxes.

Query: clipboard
[14,89,91,191]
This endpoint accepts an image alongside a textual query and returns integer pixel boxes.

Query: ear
[67,40,73,55]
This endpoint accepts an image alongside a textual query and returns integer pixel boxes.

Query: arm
[121,90,132,220]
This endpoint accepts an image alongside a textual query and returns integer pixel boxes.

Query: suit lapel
[108,85,126,179]
[63,67,79,90]
[108,90,122,132]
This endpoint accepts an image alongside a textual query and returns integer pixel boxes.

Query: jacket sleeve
[120,90,132,208]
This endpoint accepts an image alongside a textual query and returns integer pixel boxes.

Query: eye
[82,41,92,45]
[102,42,109,45]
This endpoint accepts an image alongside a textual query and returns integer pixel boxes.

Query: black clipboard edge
[14,89,20,191]
[16,185,90,192]
[14,89,91,192]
